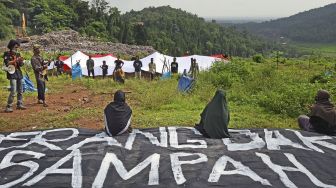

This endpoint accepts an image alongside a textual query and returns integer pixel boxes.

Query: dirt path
[0,83,112,132]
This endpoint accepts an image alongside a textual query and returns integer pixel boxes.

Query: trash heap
[19,30,156,56]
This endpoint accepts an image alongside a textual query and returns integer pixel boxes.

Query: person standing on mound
[104,90,132,136]
[195,90,230,139]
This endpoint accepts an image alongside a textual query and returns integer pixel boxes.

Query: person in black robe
[298,90,336,135]
[195,90,230,138]
[104,90,132,136]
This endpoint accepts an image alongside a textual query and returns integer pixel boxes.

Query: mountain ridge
[236,3,336,43]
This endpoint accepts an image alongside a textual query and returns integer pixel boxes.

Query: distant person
[298,90,336,135]
[113,55,124,81]
[133,56,142,79]
[100,60,108,79]
[189,58,199,79]
[86,56,95,78]
[188,58,194,76]
[3,39,26,112]
[72,60,82,80]
[195,90,230,139]
[171,57,178,74]
[104,90,132,136]
[54,54,64,77]
[148,58,156,80]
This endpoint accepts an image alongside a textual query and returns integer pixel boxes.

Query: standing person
[72,60,82,80]
[86,56,95,78]
[298,90,336,135]
[188,58,194,76]
[148,58,156,80]
[189,58,199,79]
[133,56,142,79]
[54,54,64,77]
[171,57,178,74]
[113,55,124,80]
[100,60,109,79]
[3,39,26,112]
[104,90,132,136]
[31,45,48,107]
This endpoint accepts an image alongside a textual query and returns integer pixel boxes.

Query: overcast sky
[105,0,336,19]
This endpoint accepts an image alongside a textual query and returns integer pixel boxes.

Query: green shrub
[252,54,264,63]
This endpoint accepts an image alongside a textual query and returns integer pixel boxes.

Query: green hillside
[237,3,336,43]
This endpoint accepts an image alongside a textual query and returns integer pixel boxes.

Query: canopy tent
[57,51,228,76]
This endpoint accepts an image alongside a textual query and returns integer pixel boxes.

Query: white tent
[60,51,227,76]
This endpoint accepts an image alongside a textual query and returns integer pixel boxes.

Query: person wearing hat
[31,44,48,107]
[298,89,336,135]
[3,39,26,112]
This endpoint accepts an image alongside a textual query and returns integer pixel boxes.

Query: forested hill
[0,0,277,56]
[237,3,336,43]
[119,6,277,56]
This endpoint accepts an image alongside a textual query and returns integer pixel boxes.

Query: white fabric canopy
[60,51,227,76]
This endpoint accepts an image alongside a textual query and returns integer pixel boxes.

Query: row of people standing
[85,55,148,80]
[85,56,199,80]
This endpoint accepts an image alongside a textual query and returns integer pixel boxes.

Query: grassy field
[294,42,336,57]
[0,57,335,132]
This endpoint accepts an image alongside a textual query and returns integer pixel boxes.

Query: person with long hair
[3,39,26,112]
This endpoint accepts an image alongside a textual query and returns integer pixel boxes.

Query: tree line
[0,0,279,56]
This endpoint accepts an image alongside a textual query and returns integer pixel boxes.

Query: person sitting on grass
[195,89,230,139]
[104,90,132,136]
[298,89,336,135]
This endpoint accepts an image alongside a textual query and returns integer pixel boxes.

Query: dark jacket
[3,51,23,80]
[31,55,45,79]
[101,65,108,74]
[171,62,178,73]
[133,60,142,72]
[309,91,336,135]
[86,59,94,70]
[55,60,64,70]
[114,59,124,70]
